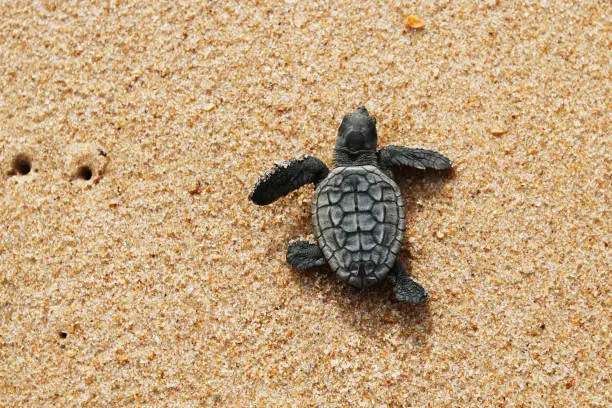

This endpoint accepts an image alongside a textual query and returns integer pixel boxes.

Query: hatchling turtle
[249,107,452,304]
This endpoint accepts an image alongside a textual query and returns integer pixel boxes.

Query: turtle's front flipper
[287,240,326,269]
[249,155,329,205]
[378,145,452,170]
[389,262,429,305]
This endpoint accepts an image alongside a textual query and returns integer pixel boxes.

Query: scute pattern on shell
[312,165,405,288]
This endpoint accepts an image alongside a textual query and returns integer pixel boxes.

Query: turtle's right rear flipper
[389,262,429,305]
[249,155,329,205]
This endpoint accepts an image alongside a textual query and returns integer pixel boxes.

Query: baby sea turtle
[249,107,452,304]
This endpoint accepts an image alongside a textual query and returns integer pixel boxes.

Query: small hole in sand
[59,331,68,339]
[76,166,93,181]
[10,153,32,176]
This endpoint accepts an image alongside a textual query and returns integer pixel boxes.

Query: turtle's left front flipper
[249,155,329,205]
[378,145,452,170]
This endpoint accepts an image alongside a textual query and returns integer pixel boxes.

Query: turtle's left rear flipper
[249,155,329,205]
[286,240,326,269]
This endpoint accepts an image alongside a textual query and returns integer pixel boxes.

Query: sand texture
[1,1,610,406]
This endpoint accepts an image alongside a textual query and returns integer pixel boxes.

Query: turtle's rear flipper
[287,240,326,269]
[378,145,452,170]
[249,155,329,205]
[389,262,429,305]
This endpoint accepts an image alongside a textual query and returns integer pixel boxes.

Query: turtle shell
[312,165,405,288]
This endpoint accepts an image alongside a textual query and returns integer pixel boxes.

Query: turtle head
[335,106,378,153]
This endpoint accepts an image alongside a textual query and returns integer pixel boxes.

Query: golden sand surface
[1,1,610,406]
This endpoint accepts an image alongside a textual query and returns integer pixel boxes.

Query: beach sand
[1,1,610,406]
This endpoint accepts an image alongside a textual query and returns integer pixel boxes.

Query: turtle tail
[346,260,378,288]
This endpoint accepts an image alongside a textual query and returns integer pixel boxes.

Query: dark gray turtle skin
[249,107,452,304]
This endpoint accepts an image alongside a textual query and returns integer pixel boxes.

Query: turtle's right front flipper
[378,145,452,170]
[249,155,329,205]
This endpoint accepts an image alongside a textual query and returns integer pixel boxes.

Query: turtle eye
[339,115,350,130]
